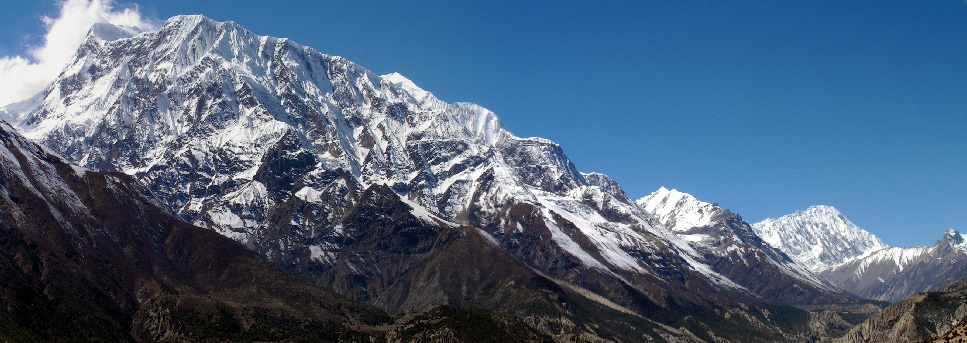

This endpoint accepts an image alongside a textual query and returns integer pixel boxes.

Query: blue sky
[1,1,964,246]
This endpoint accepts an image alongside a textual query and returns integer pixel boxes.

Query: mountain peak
[939,228,966,247]
[806,204,836,211]
[5,12,654,278]
[637,187,716,232]
[820,227,967,302]
[636,187,842,300]
[796,205,843,218]
[163,14,212,29]
[641,187,706,207]
[380,72,414,85]
[88,22,145,42]
[752,206,888,272]
[646,186,699,203]
[380,72,435,105]
[4,14,866,334]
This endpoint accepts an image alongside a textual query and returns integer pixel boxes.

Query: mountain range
[0,14,961,342]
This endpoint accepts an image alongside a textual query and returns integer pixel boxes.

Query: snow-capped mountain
[821,229,967,302]
[752,205,888,272]
[1,15,874,341]
[638,187,842,304]
[638,187,718,234]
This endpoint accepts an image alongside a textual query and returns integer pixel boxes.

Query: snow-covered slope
[0,14,893,340]
[752,205,888,272]
[821,229,967,302]
[637,187,843,303]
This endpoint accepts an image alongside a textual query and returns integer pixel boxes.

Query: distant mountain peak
[164,13,211,28]
[752,205,887,272]
[796,205,844,219]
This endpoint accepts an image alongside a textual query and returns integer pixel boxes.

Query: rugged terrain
[3,118,621,342]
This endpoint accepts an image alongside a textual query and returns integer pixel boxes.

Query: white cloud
[0,0,158,106]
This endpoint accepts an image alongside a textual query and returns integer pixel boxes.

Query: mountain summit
[752,205,888,272]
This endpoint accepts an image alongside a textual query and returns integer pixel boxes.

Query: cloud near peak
[0,0,159,107]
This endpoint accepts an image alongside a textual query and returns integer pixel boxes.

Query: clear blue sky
[2,1,965,247]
